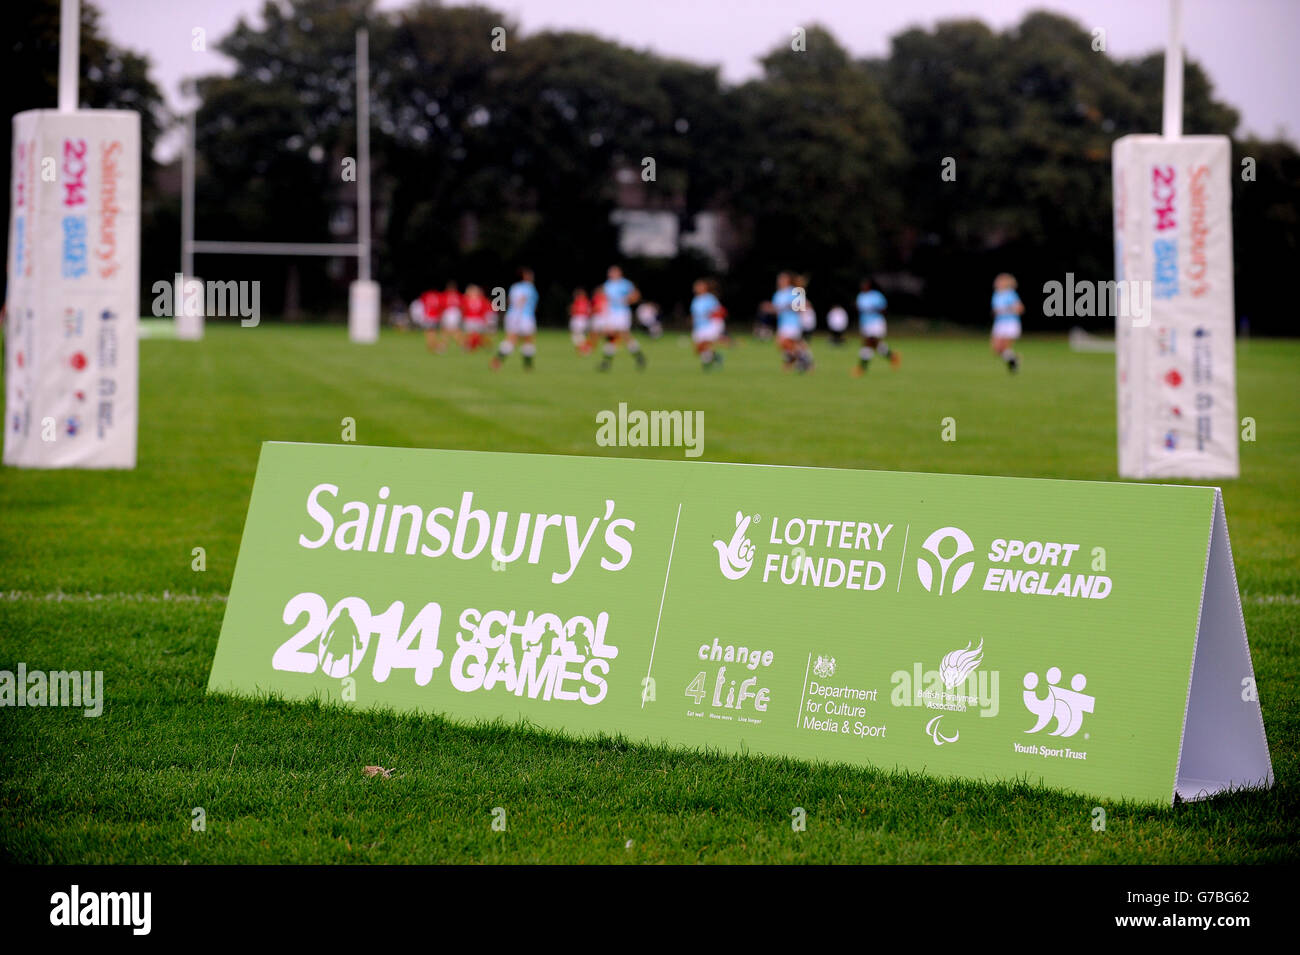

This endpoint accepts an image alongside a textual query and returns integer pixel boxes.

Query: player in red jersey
[590,287,609,351]
[440,282,463,349]
[419,288,444,353]
[460,284,491,351]
[569,288,593,354]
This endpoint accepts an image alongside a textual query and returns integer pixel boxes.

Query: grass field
[1,325,1296,864]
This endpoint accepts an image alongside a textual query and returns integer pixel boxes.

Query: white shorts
[607,307,632,334]
[777,323,803,343]
[570,317,590,335]
[992,317,1022,340]
[505,312,536,336]
[441,307,462,331]
[692,325,720,344]
[861,317,886,338]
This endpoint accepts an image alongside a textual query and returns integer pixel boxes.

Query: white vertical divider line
[896,524,911,593]
[796,653,811,728]
[642,502,683,708]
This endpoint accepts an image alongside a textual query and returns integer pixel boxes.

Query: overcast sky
[96,0,1299,158]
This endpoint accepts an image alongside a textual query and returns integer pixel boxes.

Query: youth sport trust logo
[916,526,975,594]
[714,511,757,580]
[1023,666,1095,737]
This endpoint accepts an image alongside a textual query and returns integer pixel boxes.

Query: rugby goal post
[4,0,141,468]
[180,28,378,343]
[1113,0,1239,479]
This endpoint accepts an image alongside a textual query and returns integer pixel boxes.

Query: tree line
[4,0,1297,331]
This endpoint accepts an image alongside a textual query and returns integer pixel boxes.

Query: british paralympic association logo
[714,511,757,580]
[916,526,975,594]
[889,637,999,741]
[940,639,984,688]
[1023,667,1095,737]
[925,714,959,745]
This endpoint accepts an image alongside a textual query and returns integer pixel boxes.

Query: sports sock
[859,345,874,368]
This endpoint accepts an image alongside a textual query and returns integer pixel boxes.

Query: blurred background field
[4,0,1299,330]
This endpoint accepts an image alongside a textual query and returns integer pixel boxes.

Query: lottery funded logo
[715,508,895,592]
[713,511,757,580]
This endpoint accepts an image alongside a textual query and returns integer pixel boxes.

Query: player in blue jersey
[491,267,539,370]
[689,278,726,371]
[853,277,899,376]
[990,273,1023,372]
[762,272,812,372]
[597,265,646,371]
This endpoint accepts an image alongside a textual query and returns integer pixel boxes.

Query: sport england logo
[1023,667,1094,737]
[714,511,757,580]
[916,526,975,594]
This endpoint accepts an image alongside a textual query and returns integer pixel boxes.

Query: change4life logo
[915,527,975,595]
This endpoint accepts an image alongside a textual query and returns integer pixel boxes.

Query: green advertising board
[208,443,1273,805]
